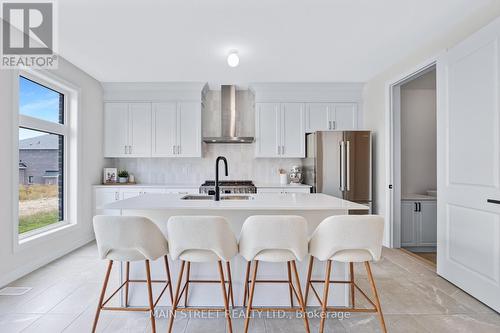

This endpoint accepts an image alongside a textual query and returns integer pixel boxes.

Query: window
[18,75,66,236]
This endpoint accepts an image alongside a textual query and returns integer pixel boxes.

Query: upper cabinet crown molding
[102,82,207,101]
[249,82,364,102]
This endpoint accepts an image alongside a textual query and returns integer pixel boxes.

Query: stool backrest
[309,215,385,261]
[239,215,308,261]
[93,215,168,260]
[167,216,238,261]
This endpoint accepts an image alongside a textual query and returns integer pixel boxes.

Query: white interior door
[437,17,500,312]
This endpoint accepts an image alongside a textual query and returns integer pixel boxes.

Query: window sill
[16,221,77,251]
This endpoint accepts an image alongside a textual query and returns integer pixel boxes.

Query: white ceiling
[58,0,492,86]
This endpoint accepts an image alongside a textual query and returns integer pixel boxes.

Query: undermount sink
[181,194,254,201]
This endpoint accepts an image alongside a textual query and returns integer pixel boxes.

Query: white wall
[363,3,500,228]
[111,89,303,184]
[401,70,436,195]
[0,58,104,286]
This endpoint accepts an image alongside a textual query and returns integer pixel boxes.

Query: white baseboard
[0,235,95,288]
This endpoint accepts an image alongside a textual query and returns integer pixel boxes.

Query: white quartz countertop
[254,183,312,188]
[93,183,199,188]
[103,193,369,211]
[402,194,437,201]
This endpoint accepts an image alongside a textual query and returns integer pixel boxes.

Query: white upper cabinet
[128,103,152,157]
[152,102,177,157]
[333,103,358,130]
[281,103,305,157]
[255,102,305,158]
[305,102,358,132]
[104,102,151,157]
[104,103,129,157]
[152,102,201,158]
[177,102,201,157]
[255,103,281,157]
[305,103,330,132]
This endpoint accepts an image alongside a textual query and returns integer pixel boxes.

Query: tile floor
[0,242,498,332]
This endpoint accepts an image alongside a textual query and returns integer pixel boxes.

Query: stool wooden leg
[319,260,332,333]
[242,261,251,307]
[164,255,174,304]
[145,260,156,333]
[365,261,387,333]
[218,261,233,333]
[304,256,314,306]
[168,261,186,333]
[291,261,310,333]
[226,261,235,308]
[244,260,259,333]
[349,262,355,308]
[92,260,113,333]
[124,261,130,307]
[287,261,294,307]
[184,262,191,306]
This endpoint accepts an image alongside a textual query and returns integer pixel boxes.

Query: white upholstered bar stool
[92,215,173,333]
[239,215,310,333]
[167,216,238,333]
[305,215,386,333]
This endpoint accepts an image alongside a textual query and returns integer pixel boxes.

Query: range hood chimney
[203,85,254,143]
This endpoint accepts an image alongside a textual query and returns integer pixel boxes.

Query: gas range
[199,180,257,195]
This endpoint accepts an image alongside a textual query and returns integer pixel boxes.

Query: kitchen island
[102,193,369,308]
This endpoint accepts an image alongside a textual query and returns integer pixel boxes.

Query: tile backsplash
[108,89,303,185]
[111,144,302,184]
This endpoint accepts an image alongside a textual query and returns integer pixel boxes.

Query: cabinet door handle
[178,145,181,155]
[418,202,422,212]
[277,145,280,155]
[332,121,336,130]
[487,199,500,205]
[115,192,119,200]
[414,202,418,212]
[129,145,132,154]
[329,121,332,130]
[173,145,175,154]
[124,145,127,154]
[282,145,285,155]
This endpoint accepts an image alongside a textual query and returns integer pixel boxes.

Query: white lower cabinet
[401,200,437,247]
[257,187,311,194]
[94,187,199,215]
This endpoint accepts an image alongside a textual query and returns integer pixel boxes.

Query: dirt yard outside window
[19,184,60,234]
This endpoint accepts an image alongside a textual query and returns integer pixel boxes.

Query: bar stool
[167,216,238,333]
[305,215,386,333]
[92,215,173,333]
[239,215,310,333]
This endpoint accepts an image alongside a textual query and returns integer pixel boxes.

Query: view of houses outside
[19,77,64,234]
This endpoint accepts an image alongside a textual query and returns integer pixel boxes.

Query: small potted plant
[117,170,129,183]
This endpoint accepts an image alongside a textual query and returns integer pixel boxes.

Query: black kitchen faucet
[214,156,228,201]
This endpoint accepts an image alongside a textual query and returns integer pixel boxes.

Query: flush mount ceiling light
[227,50,239,67]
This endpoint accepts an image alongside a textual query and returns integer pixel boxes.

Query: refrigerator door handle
[339,141,345,191]
[346,140,351,191]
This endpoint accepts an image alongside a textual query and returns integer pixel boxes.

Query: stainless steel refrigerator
[303,131,372,211]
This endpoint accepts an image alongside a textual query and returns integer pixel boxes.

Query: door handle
[277,145,281,155]
[487,199,500,205]
[124,145,127,154]
[328,121,332,130]
[173,145,175,154]
[282,145,285,155]
[339,141,345,191]
[332,121,336,129]
[346,140,350,191]
[129,145,132,154]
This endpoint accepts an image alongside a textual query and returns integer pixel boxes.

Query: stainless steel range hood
[203,85,254,143]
